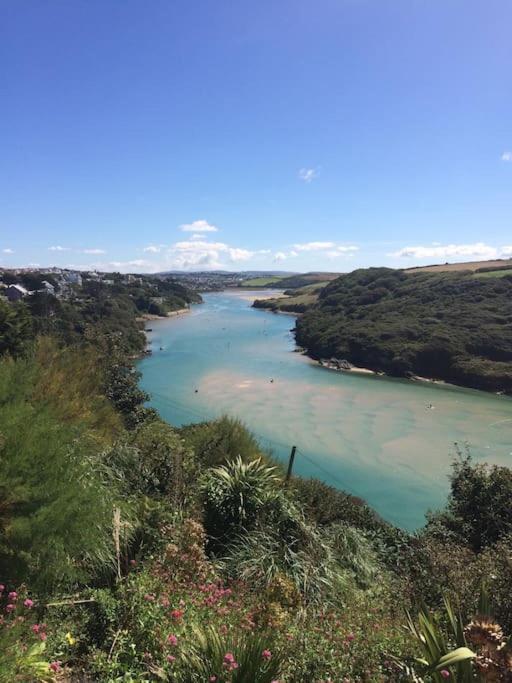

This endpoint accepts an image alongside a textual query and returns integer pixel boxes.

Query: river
[138,289,512,530]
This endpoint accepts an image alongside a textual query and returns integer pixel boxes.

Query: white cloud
[48,245,70,252]
[273,252,287,262]
[391,242,498,260]
[501,245,512,256]
[166,238,260,270]
[298,167,319,183]
[179,219,219,233]
[2,248,14,254]
[82,248,106,255]
[501,151,512,162]
[294,241,336,251]
[143,245,162,253]
[325,246,359,259]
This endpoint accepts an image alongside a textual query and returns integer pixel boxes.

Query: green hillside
[296,267,512,393]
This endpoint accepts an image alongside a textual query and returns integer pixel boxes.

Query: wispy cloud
[391,242,498,260]
[298,167,319,183]
[143,245,162,253]
[325,246,359,258]
[501,246,512,256]
[82,248,106,255]
[2,248,14,254]
[501,151,512,162]
[48,245,70,252]
[179,219,219,233]
[273,252,287,262]
[294,241,335,251]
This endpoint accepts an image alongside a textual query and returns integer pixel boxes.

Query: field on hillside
[473,267,512,279]
[241,276,284,286]
[406,258,512,273]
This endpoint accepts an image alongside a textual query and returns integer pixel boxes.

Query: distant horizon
[3,255,512,277]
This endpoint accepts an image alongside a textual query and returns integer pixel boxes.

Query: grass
[406,258,512,274]
[473,268,512,279]
[241,276,285,287]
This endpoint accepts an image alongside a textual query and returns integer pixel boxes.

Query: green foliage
[0,299,32,357]
[0,342,126,591]
[105,421,196,505]
[402,600,476,682]
[201,456,281,547]
[296,267,512,392]
[427,454,512,552]
[293,476,388,531]
[180,626,283,682]
[0,590,53,682]
[180,416,266,467]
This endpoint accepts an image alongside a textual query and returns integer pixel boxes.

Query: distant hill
[295,267,512,393]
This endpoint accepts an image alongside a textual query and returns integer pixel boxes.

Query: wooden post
[285,446,297,483]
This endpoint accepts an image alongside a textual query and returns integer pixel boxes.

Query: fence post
[285,446,297,483]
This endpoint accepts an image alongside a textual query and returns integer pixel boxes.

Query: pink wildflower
[49,661,61,673]
[0,584,4,592]
[167,634,178,646]
[209,677,217,682]
[130,559,137,566]
[440,671,450,679]
[23,598,34,608]
[262,649,272,661]
[6,604,15,613]
[143,593,155,602]
[223,652,238,671]
[166,655,176,663]
[39,632,47,641]
[31,624,41,634]
[171,608,184,620]
[346,632,355,641]
[8,591,17,601]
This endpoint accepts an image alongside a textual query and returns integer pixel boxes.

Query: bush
[180,416,266,467]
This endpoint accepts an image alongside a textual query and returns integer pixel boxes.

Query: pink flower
[0,584,5,592]
[166,655,176,663]
[31,624,41,634]
[167,634,178,646]
[49,661,61,673]
[130,559,137,566]
[23,599,34,608]
[209,677,217,682]
[40,632,47,641]
[440,671,450,679]
[262,649,272,661]
[8,591,17,601]
[143,593,155,602]
[223,652,238,671]
[346,632,355,641]
[5,604,15,613]
[171,608,184,620]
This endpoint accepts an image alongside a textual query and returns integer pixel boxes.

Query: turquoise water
[138,290,512,530]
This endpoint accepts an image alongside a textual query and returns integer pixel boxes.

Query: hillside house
[6,284,29,302]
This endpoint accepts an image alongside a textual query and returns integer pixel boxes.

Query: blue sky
[1,0,511,273]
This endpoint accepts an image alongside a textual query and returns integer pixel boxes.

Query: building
[62,271,82,286]
[40,280,56,295]
[5,284,29,302]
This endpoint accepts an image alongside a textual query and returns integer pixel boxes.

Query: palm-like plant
[403,599,476,682]
[179,626,282,683]
[201,456,281,549]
